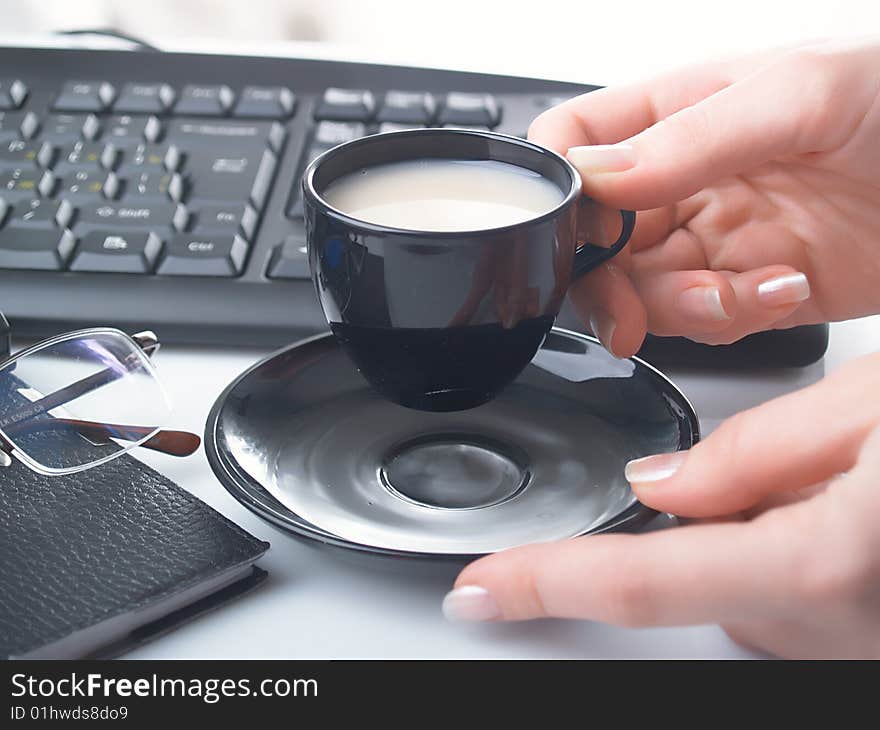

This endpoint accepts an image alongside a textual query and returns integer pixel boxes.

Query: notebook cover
[0,374,270,659]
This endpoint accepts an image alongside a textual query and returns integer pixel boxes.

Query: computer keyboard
[0,44,828,368]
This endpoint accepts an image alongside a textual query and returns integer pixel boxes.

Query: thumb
[567,51,841,210]
[625,353,880,518]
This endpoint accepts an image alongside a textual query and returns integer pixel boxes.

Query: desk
[121,315,878,659]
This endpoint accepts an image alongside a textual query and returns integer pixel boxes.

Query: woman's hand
[529,39,880,356]
[443,353,880,658]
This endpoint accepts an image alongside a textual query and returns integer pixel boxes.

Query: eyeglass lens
[0,331,171,473]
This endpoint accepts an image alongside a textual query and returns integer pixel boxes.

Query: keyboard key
[0,169,41,199]
[0,112,26,141]
[378,91,435,124]
[193,203,258,240]
[54,142,118,173]
[73,201,188,232]
[125,172,183,205]
[53,81,115,112]
[0,227,75,270]
[245,151,276,210]
[70,230,162,273]
[174,85,235,116]
[184,148,276,209]
[53,169,118,202]
[116,143,181,176]
[123,171,183,203]
[234,86,296,119]
[378,122,426,134]
[9,198,74,228]
[39,113,97,144]
[286,145,330,217]
[286,197,305,219]
[532,94,577,112]
[19,112,40,140]
[441,124,491,131]
[315,88,375,121]
[267,236,310,279]
[167,119,285,152]
[37,170,56,198]
[439,92,500,127]
[157,233,248,276]
[0,111,39,142]
[0,140,53,169]
[0,80,28,110]
[313,121,366,146]
[101,115,163,145]
[114,83,175,114]
[304,143,333,166]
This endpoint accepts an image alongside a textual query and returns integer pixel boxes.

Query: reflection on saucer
[531,344,635,382]
[205,329,699,558]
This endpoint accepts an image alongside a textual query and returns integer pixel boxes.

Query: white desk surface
[119,315,879,659]
[10,33,875,659]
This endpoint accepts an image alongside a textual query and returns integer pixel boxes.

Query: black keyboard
[0,45,828,368]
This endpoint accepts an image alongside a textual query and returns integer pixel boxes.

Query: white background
[4,0,879,83]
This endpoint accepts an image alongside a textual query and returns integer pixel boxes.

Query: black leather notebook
[0,372,270,659]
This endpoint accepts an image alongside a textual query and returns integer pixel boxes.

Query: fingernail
[589,307,618,355]
[442,586,500,622]
[757,272,810,307]
[567,144,636,174]
[625,451,687,484]
[677,286,731,322]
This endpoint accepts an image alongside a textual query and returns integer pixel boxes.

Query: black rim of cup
[302,128,583,239]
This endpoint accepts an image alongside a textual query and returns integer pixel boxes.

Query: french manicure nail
[566,144,636,174]
[589,307,617,355]
[442,586,500,622]
[677,286,731,322]
[757,272,810,307]
[625,451,687,484]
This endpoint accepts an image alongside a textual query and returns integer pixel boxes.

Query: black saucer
[205,328,699,559]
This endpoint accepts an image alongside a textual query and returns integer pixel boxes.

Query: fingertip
[633,269,740,337]
[570,262,647,358]
[604,306,647,359]
[450,543,556,621]
[453,549,504,591]
[755,271,810,308]
[526,107,553,144]
[527,104,590,155]
[577,155,687,211]
[690,266,812,345]
[675,277,737,329]
[442,585,500,623]
[624,444,752,519]
[625,451,696,513]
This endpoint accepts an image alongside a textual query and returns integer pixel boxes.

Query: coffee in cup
[321,158,565,231]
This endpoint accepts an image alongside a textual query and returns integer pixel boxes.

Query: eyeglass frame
[0,320,199,476]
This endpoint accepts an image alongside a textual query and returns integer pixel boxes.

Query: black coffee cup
[303,129,635,412]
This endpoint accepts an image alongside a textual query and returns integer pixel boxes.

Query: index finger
[527,46,793,153]
[446,512,803,626]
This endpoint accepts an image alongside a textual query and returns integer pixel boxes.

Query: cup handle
[571,203,636,280]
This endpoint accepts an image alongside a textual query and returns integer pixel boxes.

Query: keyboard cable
[55,28,162,53]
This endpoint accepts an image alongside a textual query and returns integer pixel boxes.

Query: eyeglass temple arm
[1,418,200,457]
[131,330,160,357]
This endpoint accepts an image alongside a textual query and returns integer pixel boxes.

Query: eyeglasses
[0,325,199,476]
